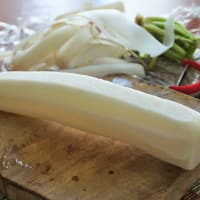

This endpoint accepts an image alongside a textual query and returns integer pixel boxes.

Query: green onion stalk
[135,15,200,69]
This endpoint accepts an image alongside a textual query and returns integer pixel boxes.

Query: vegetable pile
[1,6,200,95]
[7,9,175,78]
[136,15,200,63]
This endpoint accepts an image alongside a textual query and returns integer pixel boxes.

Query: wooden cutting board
[0,75,200,200]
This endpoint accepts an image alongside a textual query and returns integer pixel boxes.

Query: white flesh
[0,71,199,170]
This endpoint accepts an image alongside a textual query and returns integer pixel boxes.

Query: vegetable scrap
[170,81,200,95]
[6,9,174,79]
[0,6,200,97]
[169,60,200,95]
[181,59,200,71]
[135,15,200,66]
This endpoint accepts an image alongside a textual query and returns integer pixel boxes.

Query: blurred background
[0,0,200,23]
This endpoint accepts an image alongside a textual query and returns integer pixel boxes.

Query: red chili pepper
[181,59,200,71]
[169,59,200,95]
[169,81,200,95]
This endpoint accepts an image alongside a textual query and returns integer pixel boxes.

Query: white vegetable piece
[10,9,174,75]
[0,71,199,170]
[62,63,145,78]
[56,1,125,20]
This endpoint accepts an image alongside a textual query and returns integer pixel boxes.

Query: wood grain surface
[0,75,200,200]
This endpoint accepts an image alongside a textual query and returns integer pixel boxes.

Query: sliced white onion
[79,9,174,57]
[55,1,124,20]
[62,63,145,78]
[9,9,174,71]
[163,15,174,46]
[67,42,126,68]
[93,57,127,64]
[12,25,77,70]
[56,26,93,68]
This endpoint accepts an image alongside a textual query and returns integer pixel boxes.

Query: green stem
[194,37,200,42]
[175,35,193,44]
[144,16,166,24]
[144,23,165,37]
[163,49,183,62]
[148,57,158,70]
[174,22,195,39]
[171,43,186,57]
[151,21,193,39]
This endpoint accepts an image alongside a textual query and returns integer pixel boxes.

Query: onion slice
[62,63,145,78]
[79,9,174,57]
[9,10,174,72]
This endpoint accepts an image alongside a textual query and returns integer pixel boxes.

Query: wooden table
[1,1,200,200]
